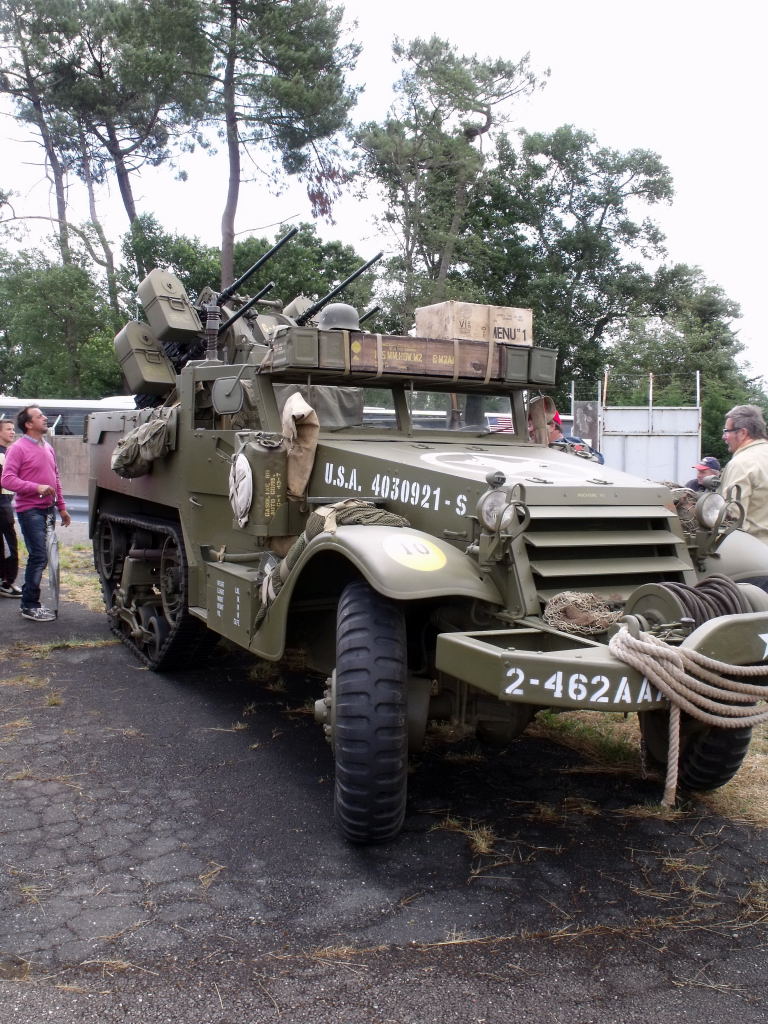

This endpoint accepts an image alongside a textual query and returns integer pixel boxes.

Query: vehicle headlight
[477,489,514,531]
[696,491,726,529]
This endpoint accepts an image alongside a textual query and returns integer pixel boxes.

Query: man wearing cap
[718,404,768,544]
[685,456,720,492]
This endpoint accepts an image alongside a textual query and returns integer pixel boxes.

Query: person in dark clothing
[0,418,21,597]
[685,456,720,492]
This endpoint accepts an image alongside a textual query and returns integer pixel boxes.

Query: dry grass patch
[696,723,768,826]
[531,712,768,827]
[432,815,497,855]
[1,717,32,742]
[11,637,117,659]
[59,545,104,612]
[19,882,53,905]
[613,803,685,821]
[199,861,226,888]
[530,709,641,769]
[0,673,46,689]
[737,877,768,924]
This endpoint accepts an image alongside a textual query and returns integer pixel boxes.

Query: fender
[250,524,503,659]
[702,528,768,582]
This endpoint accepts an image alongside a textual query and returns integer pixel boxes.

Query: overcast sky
[3,0,764,380]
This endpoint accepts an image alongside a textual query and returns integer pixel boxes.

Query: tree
[356,35,543,329]
[462,126,676,392]
[204,0,360,287]
[121,214,221,300]
[231,222,375,313]
[44,0,212,231]
[121,217,374,316]
[0,0,212,297]
[0,0,78,261]
[0,248,121,397]
[603,271,766,461]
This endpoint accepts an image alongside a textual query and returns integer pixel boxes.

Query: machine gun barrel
[294,251,383,326]
[217,226,298,306]
[358,305,381,326]
[218,282,275,334]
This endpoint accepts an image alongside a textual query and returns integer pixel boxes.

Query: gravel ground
[1,528,767,1022]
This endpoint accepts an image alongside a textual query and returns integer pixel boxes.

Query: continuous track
[94,511,211,670]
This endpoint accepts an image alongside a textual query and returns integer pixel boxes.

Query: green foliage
[1,0,213,230]
[604,273,765,462]
[462,126,676,398]
[207,0,360,177]
[121,215,220,300]
[0,248,121,397]
[119,218,374,313]
[207,0,361,283]
[231,222,374,311]
[356,35,543,328]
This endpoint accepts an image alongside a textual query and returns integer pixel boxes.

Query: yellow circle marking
[383,534,447,572]
[351,340,362,354]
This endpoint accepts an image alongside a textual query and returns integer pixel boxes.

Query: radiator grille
[522,505,694,603]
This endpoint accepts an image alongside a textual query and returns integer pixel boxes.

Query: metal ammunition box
[137,269,203,343]
[114,321,176,394]
[528,346,558,385]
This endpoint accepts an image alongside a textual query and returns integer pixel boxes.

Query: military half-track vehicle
[87,231,768,843]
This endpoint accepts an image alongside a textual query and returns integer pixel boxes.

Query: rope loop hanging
[609,625,768,806]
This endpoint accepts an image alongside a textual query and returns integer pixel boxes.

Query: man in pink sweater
[1,406,71,621]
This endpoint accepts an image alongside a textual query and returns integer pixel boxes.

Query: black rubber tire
[638,710,752,792]
[333,580,408,844]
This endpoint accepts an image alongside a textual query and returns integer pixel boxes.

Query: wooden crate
[414,301,533,346]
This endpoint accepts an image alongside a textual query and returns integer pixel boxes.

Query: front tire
[333,581,408,844]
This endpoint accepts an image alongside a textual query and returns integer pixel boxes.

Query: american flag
[485,413,514,432]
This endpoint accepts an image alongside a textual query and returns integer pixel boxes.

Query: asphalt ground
[1,527,767,1022]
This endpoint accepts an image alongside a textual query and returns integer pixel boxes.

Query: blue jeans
[17,506,54,610]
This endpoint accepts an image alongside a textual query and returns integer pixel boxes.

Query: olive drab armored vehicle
[88,229,768,843]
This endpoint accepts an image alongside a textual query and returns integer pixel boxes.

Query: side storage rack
[260,327,557,388]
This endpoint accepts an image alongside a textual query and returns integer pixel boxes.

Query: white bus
[0,396,136,435]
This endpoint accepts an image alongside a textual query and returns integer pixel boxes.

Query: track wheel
[93,514,125,605]
[333,580,408,844]
[638,710,753,792]
[138,605,169,669]
[159,534,184,626]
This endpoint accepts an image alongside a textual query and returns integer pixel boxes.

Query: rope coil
[609,626,768,806]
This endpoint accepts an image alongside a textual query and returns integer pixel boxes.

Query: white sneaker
[20,606,57,622]
[0,583,22,598]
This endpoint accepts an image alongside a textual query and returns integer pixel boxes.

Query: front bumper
[435,612,768,712]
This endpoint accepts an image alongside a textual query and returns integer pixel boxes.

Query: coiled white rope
[608,627,768,806]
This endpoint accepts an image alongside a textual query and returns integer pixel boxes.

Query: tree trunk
[434,180,469,300]
[106,123,139,226]
[15,42,71,263]
[79,127,121,331]
[219,0,241,289]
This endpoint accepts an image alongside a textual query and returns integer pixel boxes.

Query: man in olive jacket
[719,404,768,544]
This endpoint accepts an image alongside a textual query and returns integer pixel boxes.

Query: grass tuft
[432,815,497,856]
